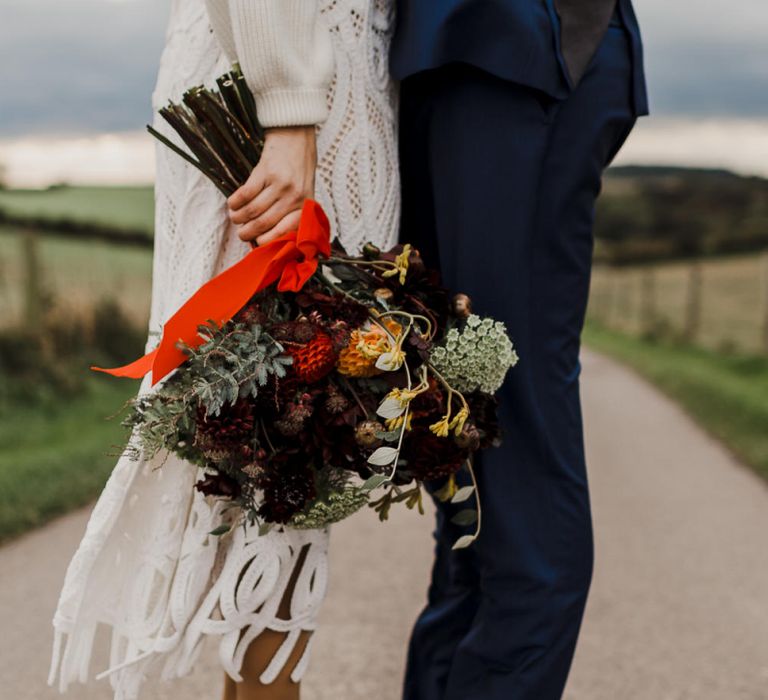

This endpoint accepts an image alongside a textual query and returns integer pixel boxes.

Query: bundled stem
[146,65,264,197]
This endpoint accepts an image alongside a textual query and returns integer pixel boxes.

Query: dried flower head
[355,420,385,448]
[452,293,472,318]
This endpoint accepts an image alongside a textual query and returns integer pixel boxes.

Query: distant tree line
[595,166,768,265]
[0,208,152,248]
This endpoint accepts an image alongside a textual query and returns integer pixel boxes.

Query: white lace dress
[48,2,399,698]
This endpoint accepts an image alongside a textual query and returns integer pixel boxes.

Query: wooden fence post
[21,227,44,330]
[591,267,610,325]
[762,250,768,354]
[683,259,703,344]
[640,265,657,336]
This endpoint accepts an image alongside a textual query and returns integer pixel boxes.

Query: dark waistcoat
[390,0,648,115]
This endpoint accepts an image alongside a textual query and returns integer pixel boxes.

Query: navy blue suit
[394,2,647,699]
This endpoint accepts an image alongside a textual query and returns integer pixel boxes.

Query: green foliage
[124,321,292,470]
[183,321,292,416]
[0,298,145,408]
[289,487,369,529]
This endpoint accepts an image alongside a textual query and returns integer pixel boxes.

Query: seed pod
[454,424,480,451]
[355,420,385,448]
[452,293,472,319]
[362,242,381,259]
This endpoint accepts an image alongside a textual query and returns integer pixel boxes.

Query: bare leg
[221,545,313,700]
[222,673,237,700]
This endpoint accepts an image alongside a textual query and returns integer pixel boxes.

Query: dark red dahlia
[400,427,469,482]
[195,399,256,461]
[295,287,371,328]
[464,391,502,449]
[255,456,317,524]
[195,471,241,498]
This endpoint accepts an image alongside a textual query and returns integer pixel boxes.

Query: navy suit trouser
[399,21,638,700]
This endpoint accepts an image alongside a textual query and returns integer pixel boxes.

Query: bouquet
[102,67,518,549]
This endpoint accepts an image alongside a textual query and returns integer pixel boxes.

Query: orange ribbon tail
[92,199,331,385]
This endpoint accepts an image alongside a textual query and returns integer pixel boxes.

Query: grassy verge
[0,377,138,543]
[583,323,768,481]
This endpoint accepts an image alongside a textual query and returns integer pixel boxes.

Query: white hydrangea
[429,314,518,394]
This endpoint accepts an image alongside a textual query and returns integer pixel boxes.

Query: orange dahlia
[337,318,402,378]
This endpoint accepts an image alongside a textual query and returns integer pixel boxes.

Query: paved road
[2,351,768,699]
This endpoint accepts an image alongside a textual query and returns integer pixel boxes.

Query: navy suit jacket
[390,0,648,116]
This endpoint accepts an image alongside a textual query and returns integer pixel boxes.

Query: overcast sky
[0,0,766,182]
[2,0,767,134]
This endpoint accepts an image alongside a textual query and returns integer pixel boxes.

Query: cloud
[2,0,768,137]
[635,0,768,116]
[613,118,768,177]
[0,0,167,136]
[0,0,766,184]
[0,131,156,187]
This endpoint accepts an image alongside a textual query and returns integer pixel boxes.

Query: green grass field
[0,185,154,234]
[584,323,768,482]
[0,226,153,328]
[0,377,139,543]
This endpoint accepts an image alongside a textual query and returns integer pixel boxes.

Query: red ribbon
[92,199,331,385]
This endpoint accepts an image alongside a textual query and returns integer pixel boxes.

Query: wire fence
[0,225,152,330]
[588,252,768,355]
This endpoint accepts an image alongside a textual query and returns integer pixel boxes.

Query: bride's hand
[227,126,317,245]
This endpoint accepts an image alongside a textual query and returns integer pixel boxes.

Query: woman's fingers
[236,201,286,242]
[228,126,317,243]
[227,168,266,211]
[255,209,303,246]
[229,183,279,225]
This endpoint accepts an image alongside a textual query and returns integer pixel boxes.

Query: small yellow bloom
[386,414,413,431]
[429,415,451,438]
[356,334,387,359]
[375,334,406,372]
[385,387,418,407]
[381,244,412,285]
[449,406,470,436]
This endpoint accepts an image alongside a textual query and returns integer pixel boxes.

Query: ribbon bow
[93,199,331,385]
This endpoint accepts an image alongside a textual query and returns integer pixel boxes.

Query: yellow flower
[381,244,412,285]
[385,387,420,407]
[386,414,413,431]
[429,415,451,438]
[337,317,402,377]
[449,406,470,436]
[375,334,406,372]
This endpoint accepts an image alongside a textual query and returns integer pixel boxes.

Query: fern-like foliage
[123,321,291,460]
[182,321,293,416]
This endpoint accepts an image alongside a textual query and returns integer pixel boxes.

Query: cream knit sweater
[204,0,335,127]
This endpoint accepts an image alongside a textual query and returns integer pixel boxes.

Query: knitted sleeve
[204,0,334,127]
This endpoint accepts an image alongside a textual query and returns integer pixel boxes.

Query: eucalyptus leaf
[321,264,343,285]
[209,524,231,537]
[361,473,389,492]
[367,446,399,466]
[451,486,475,504]
[450,509,478,527]
[452,535,477,550]
[376,396,405,419]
